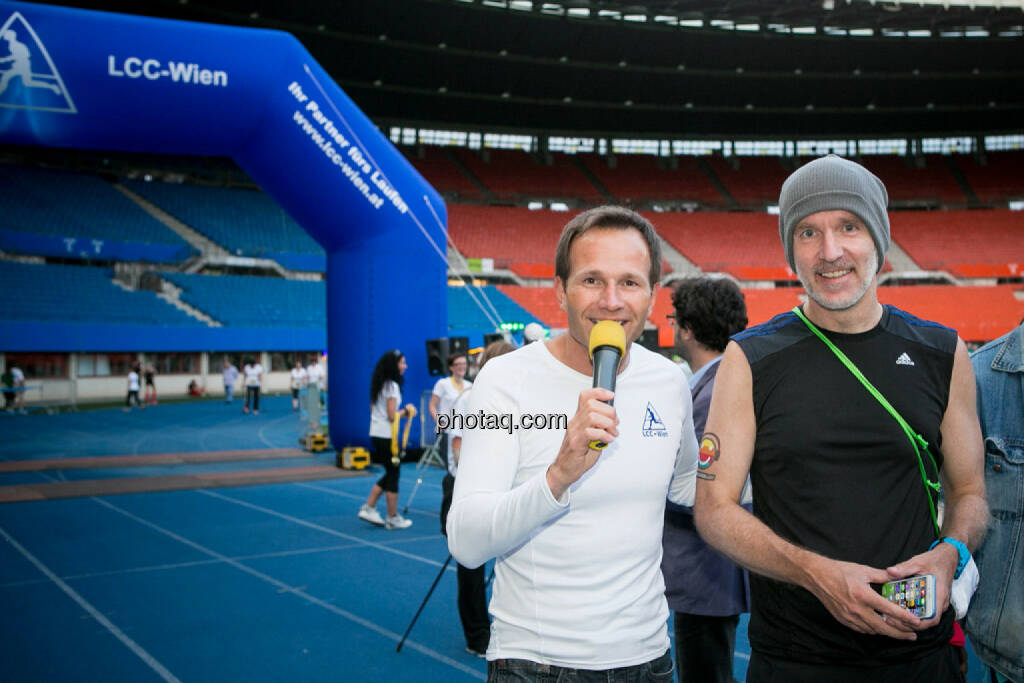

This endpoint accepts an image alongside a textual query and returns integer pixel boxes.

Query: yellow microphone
[588,320,626,450]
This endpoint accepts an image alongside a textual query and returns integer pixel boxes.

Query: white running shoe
[358,505,384,526]
[385,514,412,530]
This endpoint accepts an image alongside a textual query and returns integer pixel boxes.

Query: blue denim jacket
[966,324,1024,683]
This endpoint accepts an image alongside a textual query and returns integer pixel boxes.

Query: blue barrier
[0,321,324,353]
[0,228,193,263]
[0,1,447,445]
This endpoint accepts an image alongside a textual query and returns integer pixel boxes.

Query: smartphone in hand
[880,574,936,619]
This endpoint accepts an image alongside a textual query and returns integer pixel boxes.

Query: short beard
[800,250,878,312]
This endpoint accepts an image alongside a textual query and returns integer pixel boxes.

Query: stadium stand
[122,180,326,271]
[508,262,556,279]
[450,148,603,201]
[891,209,1024,278]
[447,285,542,331]
[0,164,194,264]
[957,150,1024,205]
[497,283,807,348]
[705,156,790,208]
[161,272,325,328]
[403,146,482,200]
[497,285,568,330]
[579,154,724,206]
[651,211,797,281]
[448,205,566,268]
[449,205,672,277]
[859,155,966,206]
[648,285,806,346]
[877,285,1024,342]
[0,261,202,326]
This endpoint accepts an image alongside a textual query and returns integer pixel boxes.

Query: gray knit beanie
[778,154,890,273]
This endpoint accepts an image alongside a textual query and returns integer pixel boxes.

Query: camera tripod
[395,553,494,653]
[400,437,445,515]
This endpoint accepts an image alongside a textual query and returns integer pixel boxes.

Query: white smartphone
[880,574,936,619]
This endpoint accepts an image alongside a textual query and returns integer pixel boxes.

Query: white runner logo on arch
[0,11,76,113]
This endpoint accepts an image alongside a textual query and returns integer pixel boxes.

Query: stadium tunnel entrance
[0,0,448,447]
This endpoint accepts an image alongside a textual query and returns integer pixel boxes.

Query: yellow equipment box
[303,432,329,452]
[338,446,370,470]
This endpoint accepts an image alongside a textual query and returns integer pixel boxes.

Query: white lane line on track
[90,496,484,680]
[295,481,441,518]
[0,524,182,683]
[198,488,453,569]
[0,534,439,590]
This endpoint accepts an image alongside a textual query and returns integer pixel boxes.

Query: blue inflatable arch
[0,0,447,446]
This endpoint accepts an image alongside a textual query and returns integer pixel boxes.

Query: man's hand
[886,543,959,630]
[546,388,618,500]
[806,556,922,640]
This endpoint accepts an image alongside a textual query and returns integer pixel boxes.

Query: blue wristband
[930,537,969,579]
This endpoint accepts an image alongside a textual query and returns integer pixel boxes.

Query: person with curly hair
[359,349,414,530]
[663,276,749,683]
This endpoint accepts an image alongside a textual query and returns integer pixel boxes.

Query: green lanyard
[791,306,942,537]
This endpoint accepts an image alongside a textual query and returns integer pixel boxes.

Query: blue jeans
[487,650,672,683]
[225,383,234,402]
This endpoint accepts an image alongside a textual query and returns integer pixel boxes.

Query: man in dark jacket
[662,276,749,683]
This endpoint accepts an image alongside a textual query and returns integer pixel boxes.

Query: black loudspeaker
[425,337,470,376]
[425,338,449,376]
[637,329,660,350]
[483,332,505,347]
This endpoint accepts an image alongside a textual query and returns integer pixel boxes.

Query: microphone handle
[589,346,621,449]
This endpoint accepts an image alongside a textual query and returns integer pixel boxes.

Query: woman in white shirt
[289,359,308,412]
[429,353,471,474]
[242,357,263,415]
[358,349,414,530]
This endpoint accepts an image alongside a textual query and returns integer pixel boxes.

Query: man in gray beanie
[694,155,988,682]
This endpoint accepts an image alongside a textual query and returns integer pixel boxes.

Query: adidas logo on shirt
[896,352,915,366]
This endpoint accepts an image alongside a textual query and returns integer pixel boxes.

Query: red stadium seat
[892,209,1024,277]
[580,154,724,206]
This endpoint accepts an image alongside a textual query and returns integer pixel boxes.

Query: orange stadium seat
[448,205,566,267]
[957,150,1024,205]
[878,285,1024,342]
[648,211,798,281]
[892,209,1024,277]
[404,146,481,200]
[509,262,557,279]
[858,155,966,205]
[705,156,790,207]
[498,285,567,329]
[579,154,724,206]
[451,148,603,201]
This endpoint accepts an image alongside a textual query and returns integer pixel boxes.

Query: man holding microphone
[447,206,699,681]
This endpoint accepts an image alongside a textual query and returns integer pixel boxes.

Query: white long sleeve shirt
[447,340,699,669]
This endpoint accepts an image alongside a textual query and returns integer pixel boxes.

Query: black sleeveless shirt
[734,304,957,665]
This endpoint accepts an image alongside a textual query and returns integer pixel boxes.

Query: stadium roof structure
[34,0,1024,138]
[450,0,1024,36]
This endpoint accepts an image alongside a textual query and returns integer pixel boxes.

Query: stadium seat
[402,146,481,200]
[892,209,1024,278]
[579,154,724,205]
[161,272,325,328]
[450,148,603,201]
[0,261,203,326]
[957,150,1024,205]
[447,285,542,331]
[0,164,194,263]
[123,180,326,271]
